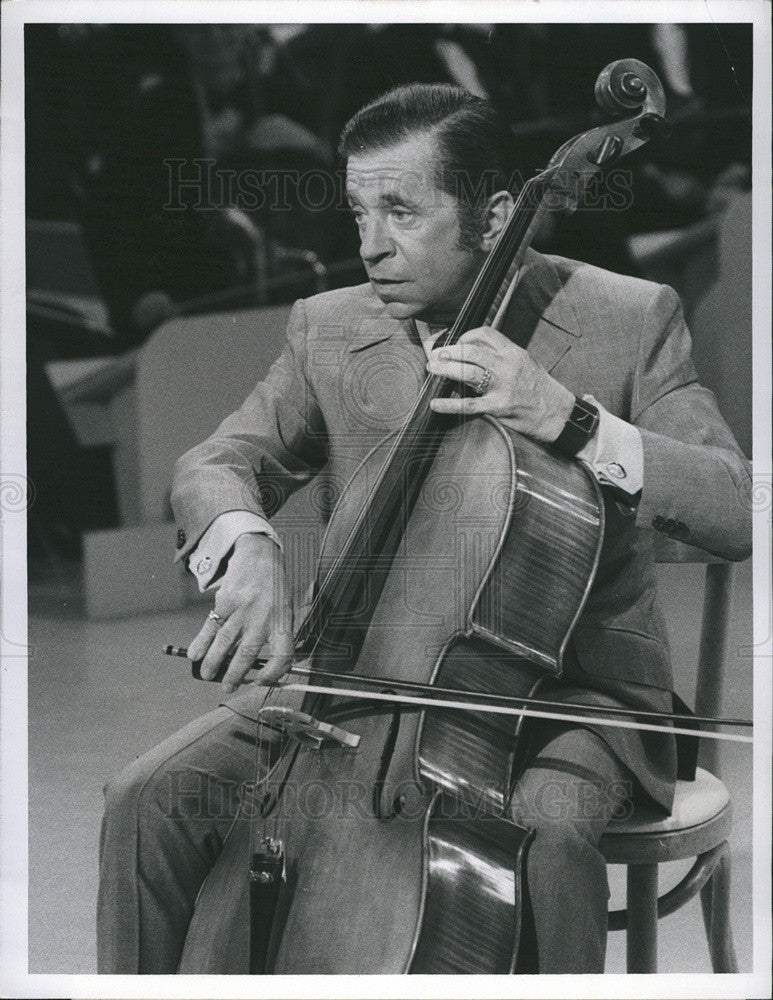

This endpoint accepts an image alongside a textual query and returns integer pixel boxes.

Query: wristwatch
[553,396,600,455]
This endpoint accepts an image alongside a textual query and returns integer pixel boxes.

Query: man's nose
[359,218,394,265]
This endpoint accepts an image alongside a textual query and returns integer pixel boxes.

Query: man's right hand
[187,533,294,695]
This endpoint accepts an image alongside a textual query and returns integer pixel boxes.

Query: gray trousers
[97,706,631,974]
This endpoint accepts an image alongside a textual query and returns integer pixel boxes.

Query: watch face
[554,398,599,456]
[572,399,599,433]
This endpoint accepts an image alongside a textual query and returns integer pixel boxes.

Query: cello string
[295,176,555,639]
[251,683,282,849]
[251,688,267,852]
[292,172,555,661]
[295,172,570,668]
[294,172,552,654]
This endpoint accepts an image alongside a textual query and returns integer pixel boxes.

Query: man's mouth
[370,277,406,285]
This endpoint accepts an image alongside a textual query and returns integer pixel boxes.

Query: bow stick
[163,646,752,744]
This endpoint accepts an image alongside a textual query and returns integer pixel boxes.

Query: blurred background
[26,21,752,569]
[22,21,756,974]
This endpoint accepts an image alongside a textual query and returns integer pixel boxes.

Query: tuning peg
[586,134,623,166]
[633,113,672,140]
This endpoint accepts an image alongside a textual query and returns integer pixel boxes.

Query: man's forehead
[345,163,437,195]
[345,135,440,196]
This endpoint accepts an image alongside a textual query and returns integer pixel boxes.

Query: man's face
[345,133,485,323]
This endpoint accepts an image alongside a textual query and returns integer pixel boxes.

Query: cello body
[179,416,603,973]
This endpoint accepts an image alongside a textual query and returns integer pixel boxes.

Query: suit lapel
[346,324,395,353]
[345,250,583,374]
[345,290,401,353]
[344,292,428,387]
[499,248,583,373]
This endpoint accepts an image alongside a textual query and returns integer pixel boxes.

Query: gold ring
[207,610,224,626]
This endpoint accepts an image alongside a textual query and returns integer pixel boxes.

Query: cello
[174,60,695,973]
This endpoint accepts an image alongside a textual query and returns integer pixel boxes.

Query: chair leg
[700,841,739,972]
[626,863,658,973]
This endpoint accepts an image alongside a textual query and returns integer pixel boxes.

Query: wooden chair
[600,540,741,972]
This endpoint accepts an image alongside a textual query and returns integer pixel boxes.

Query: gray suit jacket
[171,249,751,807]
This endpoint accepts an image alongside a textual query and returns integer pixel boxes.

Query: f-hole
[372,696,402,819]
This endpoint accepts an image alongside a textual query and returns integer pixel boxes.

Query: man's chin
[375,293,436,322]
[372,286,454,323]
[381,300,421,320]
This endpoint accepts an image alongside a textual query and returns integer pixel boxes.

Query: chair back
[654,536,735,775]
[133,303,325,607]
[134,303,294,523]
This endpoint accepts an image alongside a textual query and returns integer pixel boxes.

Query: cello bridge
[257,706,360,750]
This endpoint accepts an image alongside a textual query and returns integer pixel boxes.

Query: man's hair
[338,83,515,250]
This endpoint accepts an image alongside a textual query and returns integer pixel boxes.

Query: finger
[460,325,513,343]
[430,341,489,368]
[188,612,227,663]
[252,595,294,685]
[459,327,524,361]
[199,618,242,680]
[251,629,295,686]
[429,395,487,415]
[458,327,506,351]
[219,630,269,694]
[427,356,490,386]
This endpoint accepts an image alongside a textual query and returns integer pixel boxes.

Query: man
[97,84,751,974]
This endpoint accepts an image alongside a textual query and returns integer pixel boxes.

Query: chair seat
[600,768,732,864]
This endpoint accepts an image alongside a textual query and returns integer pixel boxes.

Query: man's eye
[391,207,414,222]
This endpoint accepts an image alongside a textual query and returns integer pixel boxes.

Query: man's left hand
[427,326,574,443]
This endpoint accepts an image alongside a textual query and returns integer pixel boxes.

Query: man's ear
[480,191,514,251]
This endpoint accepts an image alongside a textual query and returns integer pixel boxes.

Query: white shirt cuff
[575,396,643,500]
[186,511,282,591]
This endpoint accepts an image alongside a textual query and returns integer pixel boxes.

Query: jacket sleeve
[631,284,752,560]
[170,298,328,564]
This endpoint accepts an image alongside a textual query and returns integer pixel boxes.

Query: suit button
[671,521,689,540]
[652,516,666,530]
[176,528,186,549]
[605,461,627,480]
